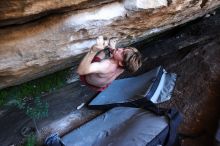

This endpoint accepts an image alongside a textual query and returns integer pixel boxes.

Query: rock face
[124,0,168,10]
[0,0,114,27]
[0,0,220,89]
[1,8,220,145]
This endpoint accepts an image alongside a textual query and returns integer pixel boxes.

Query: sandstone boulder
[0,0,113,27]
[0,0,220,89]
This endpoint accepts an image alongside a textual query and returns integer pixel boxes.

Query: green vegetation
[26,96,49,120]
[25,134,36,146]
[0,68,70,107]
[0,68,71,145]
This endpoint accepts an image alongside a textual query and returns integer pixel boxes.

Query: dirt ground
[0,7,220,146]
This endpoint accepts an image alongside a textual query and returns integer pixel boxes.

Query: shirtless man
[77,36,142,91]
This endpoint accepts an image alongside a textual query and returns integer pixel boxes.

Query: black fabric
[44,133,65,146]
[147,126,169,146]
[164,109,183,146]
[95,47,112,60]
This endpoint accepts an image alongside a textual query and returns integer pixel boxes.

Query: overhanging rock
[124,0,168,10]
[0,0,220,89]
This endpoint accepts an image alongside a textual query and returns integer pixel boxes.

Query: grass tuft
[0,68,70,107]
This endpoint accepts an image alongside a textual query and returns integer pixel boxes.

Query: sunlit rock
[0,0,220,89]
[124,0,168,11]
[0,0,113,26]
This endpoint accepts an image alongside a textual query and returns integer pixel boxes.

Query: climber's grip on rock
[77,36,142,91]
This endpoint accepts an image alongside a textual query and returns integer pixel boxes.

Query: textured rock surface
[0,0,220,89]
[124,0,168,10]
[1,8,220,145]
[0,0,114,26]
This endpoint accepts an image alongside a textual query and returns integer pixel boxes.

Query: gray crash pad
[62,107,168,146]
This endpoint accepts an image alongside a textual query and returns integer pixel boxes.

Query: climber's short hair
[122,47,142,73]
